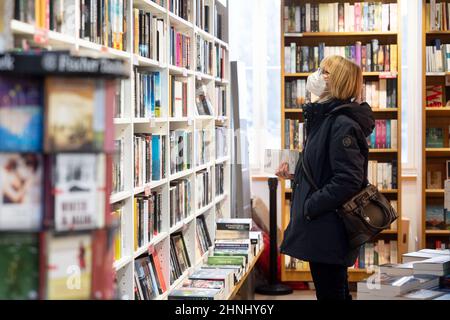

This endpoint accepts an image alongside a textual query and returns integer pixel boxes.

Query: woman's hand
[275,162,294,180]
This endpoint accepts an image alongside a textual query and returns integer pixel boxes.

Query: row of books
[133,9,166,62]
[196,214,212,257]
[169,75,188,118]
[215,164,225,197]
[169,219,263,300]
[170,179,192,227]
[215,126,228,159]
[134,134,166,187]
[134,251,167,300]
[196,168,212,210]
[358,249,450,300]
[134,191,163,250]
[0,231,115,299]
[170,27,191,69]
[426,85,449,108]
[195,83,214,116]
[196,35,213,75]
[284,119,304,151]
[353,240,398,270]
[426,40,450,72]
[426,126,450,148]
[134,70,162,119]
[169,0,190,21]
[363,79,398,109]
[170,231,191,285]
[367,119,398,149]
[195,129,212,166]
[368,160,398,190]
[169,130,193,174]
[79,0,128,50]
[215,86,227,117]
[427,0,450,31]
[426,162,450,189]
[284,2,398,33]
[112,138,124,194]
[284,41,398,74]
[195,0,210,32]
[215,43,226,79]
[284,78,398,110]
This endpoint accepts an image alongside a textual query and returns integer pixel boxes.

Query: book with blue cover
[152,135,161,181]
[0,76,43,152]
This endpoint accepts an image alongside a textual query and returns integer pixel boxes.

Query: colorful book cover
[46,233,92,300]
[0,233,39,299]
[154,72,161,117]
[0,77,43,152]
[426,85,444,107]
[45,78,105,152]
[426,204,445,230]
[152,135,161,181]
[0,153,43,230]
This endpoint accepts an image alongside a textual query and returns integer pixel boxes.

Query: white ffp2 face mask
[306,69,327,98]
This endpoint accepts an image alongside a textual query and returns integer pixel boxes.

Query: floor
[255,290,358,300]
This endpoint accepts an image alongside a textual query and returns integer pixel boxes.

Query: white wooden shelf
[195,26,216,41]
[133,232,169,259]
[113,256,133,271]
[196,202,214,217]
[168,64,194,76]
[215,156,229,164]
[169,169,194,181]
[168,11,194,30]
[110,191,132,204]
[195,161,214,172]
[114,118,132,125]
[195,71,215,81]
[169,214,196,234]
[134,0,167,15]
[133,178,167,195]
[215,193,228,204]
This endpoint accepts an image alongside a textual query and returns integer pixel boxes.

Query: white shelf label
[144,186,151,196]
[149,118,156,128]
[183,68,188,77]
[133,55,139,66]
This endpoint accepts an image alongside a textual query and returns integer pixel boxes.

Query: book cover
[426,204,445,230]
[0,77,43,152]
[0,233,39,299]
[426,127,444,148]
[426,85,444,107]
[46,232,92,300]
[53,153,105,231]
[0,153,43,230]
[45,78,104,152]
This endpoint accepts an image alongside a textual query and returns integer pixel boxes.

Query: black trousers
[309,262,352,301]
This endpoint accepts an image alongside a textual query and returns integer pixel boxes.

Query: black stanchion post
[255,177,293,295]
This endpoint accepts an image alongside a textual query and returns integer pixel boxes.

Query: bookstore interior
[2,0,450,304]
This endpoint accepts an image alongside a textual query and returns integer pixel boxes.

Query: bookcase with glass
[9,0,231,300]
[280,0,402,282]
[422,0,450,251]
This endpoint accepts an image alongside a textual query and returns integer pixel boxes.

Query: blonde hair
[320,55,362,101]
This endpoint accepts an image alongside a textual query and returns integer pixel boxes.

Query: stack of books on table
[168,218,263,300]
[357,249,450,300]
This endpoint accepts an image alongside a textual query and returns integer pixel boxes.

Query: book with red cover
[426,85,444,107]
[151,251,167,293]
[91,228,115,299]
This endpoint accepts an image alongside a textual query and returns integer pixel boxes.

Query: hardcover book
[0,77,43,152]
[46,233,93,300]
[0,233,39,299]
[0,153,43,230]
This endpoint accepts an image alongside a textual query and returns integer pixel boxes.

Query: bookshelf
[280,0,403,282]
[421,0,450,250]
[11,0,230,300]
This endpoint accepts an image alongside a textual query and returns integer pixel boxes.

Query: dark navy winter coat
[280,99,375,267]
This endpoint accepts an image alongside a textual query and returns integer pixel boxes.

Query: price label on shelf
[133,54,139,66]
[148,244,155,255]
[197,74,202,81]
[182,68,188,77]
[149,118,156,128]
[34,28,49,45]
[188,117,193,126]
[144,186,151,196]
[379,71,398,79]
[101,46,109,53]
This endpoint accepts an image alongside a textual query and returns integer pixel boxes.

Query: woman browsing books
[276,55,375,301]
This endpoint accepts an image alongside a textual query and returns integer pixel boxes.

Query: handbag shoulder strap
[301,154,319,191]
